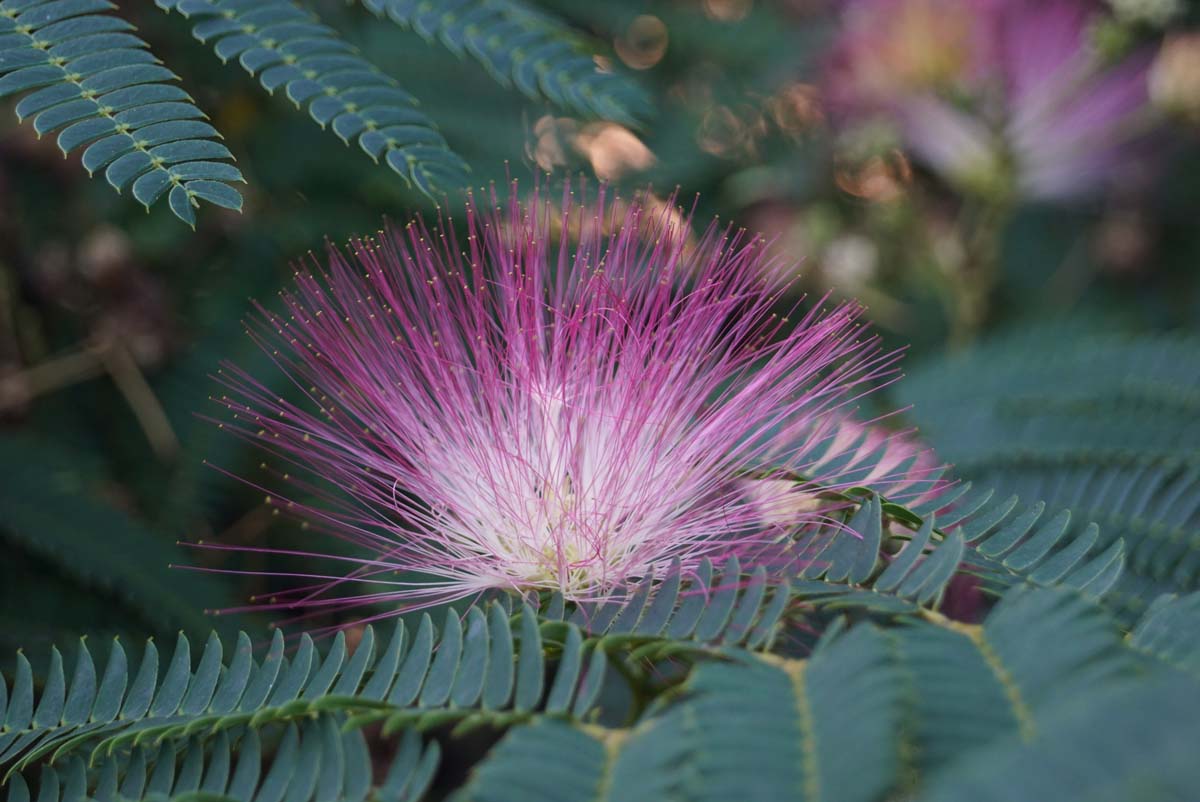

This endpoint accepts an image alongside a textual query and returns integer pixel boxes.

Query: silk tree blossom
[826,0,1162,201]
[205,187,941,619]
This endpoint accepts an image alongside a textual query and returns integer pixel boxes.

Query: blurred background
[2,0,1199,648]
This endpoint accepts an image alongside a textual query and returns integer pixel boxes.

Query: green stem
[606,650,655,725]
[948,192,1014,347]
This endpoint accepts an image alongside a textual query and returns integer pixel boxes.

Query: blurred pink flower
[739,412,945,529]
[826,0,1160,201]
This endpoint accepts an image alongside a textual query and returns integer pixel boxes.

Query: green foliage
[1,0,649,225]
[0,434,234,639]
[900,328,1200,620]
[900,328,1200,467]
[562,555,790,649]
[454,586,1168,802]
[915,673,1200,802]
[792,490,1124,615]
[3,721,437,802]
[890,586,1137,770]
[0,0,243,226]
[3,575,1199,801]
[361,0,648,124]
[1129,590,1200,678]
[643,625,903,802]
[450,718,647,802]
[0,557,793,780]
[146,258,286,531]
[154,0,470,196]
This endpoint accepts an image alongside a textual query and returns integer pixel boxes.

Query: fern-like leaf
[791,490,1125,616]
[457,586,1149,802]
[4,586,1195,800]
[4,719,438,802]
[916,673,1200,802]
[1129,590,1200,678]
[155,0,470,196]
[891,586,1138,774]
[0,563,792,778]
[667,625,903,802]
[361,0,650,124]
[0,0,244,226]
[452,714,684,802]
[900,328,1200,620]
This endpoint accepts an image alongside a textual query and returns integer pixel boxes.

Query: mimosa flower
[826,0,1161,201]
[207,187,940,619]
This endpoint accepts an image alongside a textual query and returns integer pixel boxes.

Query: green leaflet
[891,586,1138,771]
[455,586,1176,802]
[899,327,1200,621]
[0,0,242,225]
[3,0,652,220]
[154,0,470,197]
[1128,590,1200,678]
[361,0,649,125]
[663,626,904,802]
[2,720,437,802]
[4,584,1200,801]
[792,489,1125,616]
[915,673,1200,802]
[0,562,793,778]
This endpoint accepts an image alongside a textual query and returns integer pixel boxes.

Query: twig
[0,338,180,462]
[0,344,107,403]
[98,338,180,461]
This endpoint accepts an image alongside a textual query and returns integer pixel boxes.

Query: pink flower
[206,187,941,620]
[826,0,1160,201]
